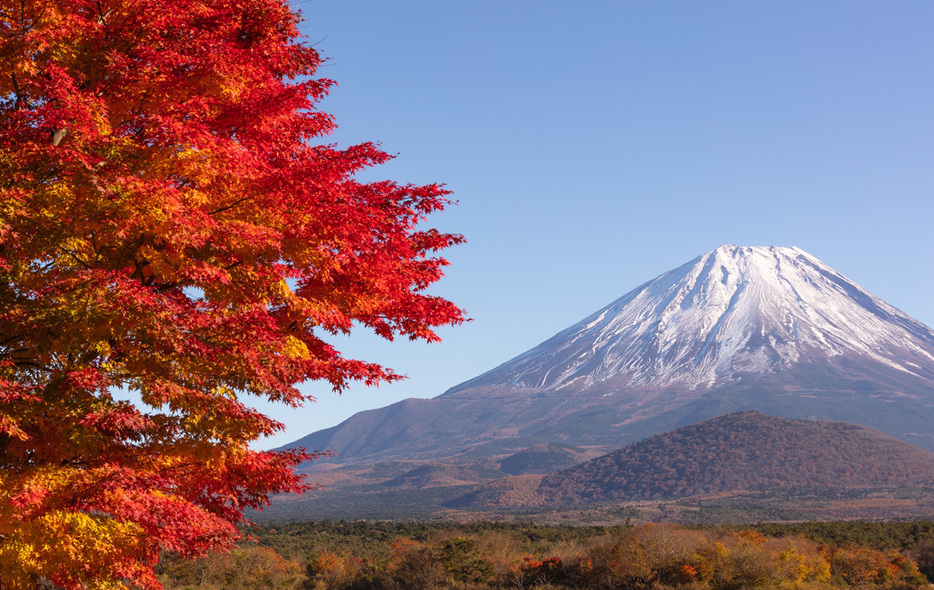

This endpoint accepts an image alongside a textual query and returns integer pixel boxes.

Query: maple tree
[0,0,464,587]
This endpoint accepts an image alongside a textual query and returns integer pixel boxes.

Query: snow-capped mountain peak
[288,245,934,466]
[454,245,934,392]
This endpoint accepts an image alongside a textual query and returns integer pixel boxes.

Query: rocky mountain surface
[448,411,934,509]
[286,245,934,467]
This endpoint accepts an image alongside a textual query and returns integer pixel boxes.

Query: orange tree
[0,0,464,588]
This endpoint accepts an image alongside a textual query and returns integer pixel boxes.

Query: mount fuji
[286,245,934,465]
[453,245,934,392]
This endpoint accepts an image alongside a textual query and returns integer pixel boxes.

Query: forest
[156,520,934,590]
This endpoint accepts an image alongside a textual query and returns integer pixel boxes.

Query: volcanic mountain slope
[450,245,934,392]
[449,411,934,509]
[379,463,503,490]
[497,443,593,475]
[287,245,934,465]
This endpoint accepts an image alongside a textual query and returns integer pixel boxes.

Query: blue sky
[256,1,934,449]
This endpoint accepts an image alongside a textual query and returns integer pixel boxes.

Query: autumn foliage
[0,0,463,587]
[162,521,933,590]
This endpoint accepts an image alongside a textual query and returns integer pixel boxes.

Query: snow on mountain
[452,245,934,393]
[287,244,934,465]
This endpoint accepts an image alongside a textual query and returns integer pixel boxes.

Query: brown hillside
[498,443,593,475]
[539,411,934,505]
[448,411,934,509]
[445,474,547,509]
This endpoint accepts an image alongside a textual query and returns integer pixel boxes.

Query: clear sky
[255,1,934,450]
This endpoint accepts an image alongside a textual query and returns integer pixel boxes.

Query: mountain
[497,443,592,476]
[379,463,503,490]
[286,245,934,466]
[448,412,934,509]
[450,245,934,392]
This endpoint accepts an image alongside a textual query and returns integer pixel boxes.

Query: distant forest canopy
[157,520,934,590]
[540,411,934,503]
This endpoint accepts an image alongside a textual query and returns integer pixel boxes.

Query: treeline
[157,520,934,590]
[741,520,934,551]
